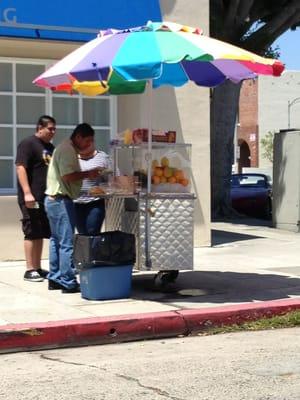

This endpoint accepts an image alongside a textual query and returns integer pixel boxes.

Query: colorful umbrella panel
[34,21,284,96]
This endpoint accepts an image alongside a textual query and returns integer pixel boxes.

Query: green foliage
[260,131,275,163]
[264,44,281,59]
[200,309,300,336]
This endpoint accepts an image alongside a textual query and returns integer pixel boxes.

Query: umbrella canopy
[33,21,284,95]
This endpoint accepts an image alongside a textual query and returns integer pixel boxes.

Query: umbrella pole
[145,80,153,269]
[147,81,153,193]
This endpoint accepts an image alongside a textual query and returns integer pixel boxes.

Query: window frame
[0,57,117,194]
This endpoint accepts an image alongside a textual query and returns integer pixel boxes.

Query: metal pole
[233,120,239,173]
[147,81,153,193]
[288,100,290,129]
[145,80,152,269]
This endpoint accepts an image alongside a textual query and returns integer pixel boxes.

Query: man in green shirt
[45,123,100,293]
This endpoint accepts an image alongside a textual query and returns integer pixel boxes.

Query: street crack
[115,372,185,400]
[40,354,104,370]
[39,354,185,400]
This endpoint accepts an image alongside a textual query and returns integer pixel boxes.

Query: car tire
[262,199,272,220]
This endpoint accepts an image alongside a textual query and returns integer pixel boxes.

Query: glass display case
[110,143,192,194]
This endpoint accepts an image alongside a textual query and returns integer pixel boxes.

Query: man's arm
[16,164,35,208]
[62,168,102,183]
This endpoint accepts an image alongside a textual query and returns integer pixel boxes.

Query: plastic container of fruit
[151,182,190,193]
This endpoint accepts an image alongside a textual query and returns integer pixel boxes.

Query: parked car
[230,173,272,219]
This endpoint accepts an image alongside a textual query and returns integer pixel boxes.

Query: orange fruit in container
[154,167,163,177]
[168,176,177,184]
[179,178,189,186]
[174,169,185,180]
[163,166,173,178]
[152,176,161,184]
[160,176,167,183]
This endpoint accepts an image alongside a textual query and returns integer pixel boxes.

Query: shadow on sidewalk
[214,216,273,228]
[131,270,300,305]
[211,229,264,246]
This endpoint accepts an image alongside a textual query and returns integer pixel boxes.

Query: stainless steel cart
[105,192,195,272]
[104,142,195,284]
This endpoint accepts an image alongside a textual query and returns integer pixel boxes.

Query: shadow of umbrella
[131,270,300,305]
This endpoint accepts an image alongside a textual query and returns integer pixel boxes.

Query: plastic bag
[74,230,136,270]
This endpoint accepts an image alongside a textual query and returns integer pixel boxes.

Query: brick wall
[238,79,259,169]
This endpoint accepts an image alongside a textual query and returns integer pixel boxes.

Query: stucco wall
[258,71,300,169]
[0,37,79,59]
[0,196,49,261]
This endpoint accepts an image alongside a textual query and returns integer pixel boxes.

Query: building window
[0,59,117,193]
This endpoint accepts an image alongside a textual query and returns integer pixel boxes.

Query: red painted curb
[0,312,187,353]
[1,298,300,353]
[179,298,300,332]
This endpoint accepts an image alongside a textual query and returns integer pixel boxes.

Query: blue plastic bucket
[79,264,133,300]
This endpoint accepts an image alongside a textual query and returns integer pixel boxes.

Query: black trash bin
[73,231,136,300]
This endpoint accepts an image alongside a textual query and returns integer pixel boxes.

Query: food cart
[33,21,283,287]
[97,136,196,285]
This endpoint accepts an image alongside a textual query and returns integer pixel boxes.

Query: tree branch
[211,0,300,54]
[244,6,300,52]
[250,0,284,22]
[210,0,225,37]
[237,0,255,23]
[223,0,240,30]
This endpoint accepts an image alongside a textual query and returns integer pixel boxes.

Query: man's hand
[86,168,104,179]
[62,168,105,183]
[16,164,35,207]
[24,192,36,208]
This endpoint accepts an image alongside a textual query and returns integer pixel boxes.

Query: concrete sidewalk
[1,219,300,352]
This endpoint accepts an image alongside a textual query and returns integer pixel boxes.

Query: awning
[0,0,162,42]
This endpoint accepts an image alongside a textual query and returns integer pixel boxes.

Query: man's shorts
[18,202,51,240]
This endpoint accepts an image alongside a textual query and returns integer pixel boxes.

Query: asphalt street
[1,327,300,400]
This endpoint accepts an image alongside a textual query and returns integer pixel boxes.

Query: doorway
[238,140,250,173]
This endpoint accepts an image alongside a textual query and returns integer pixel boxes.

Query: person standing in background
[74,142,111,235]
[15,115,56,282]
[45,123,101,293]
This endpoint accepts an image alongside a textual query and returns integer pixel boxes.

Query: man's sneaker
[48,279,64,290]
[61,283,81,294]
[36,268,49,278]
[24,270,44,282]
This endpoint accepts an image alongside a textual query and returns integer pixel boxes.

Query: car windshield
[231,174,267,188]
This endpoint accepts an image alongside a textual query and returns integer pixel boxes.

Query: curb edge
[1,298,300,353]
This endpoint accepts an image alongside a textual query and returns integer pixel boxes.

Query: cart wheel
[154,270,179,288]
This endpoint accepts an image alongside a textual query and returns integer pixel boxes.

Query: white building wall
[0,0,210,261]
[258,71,300,169]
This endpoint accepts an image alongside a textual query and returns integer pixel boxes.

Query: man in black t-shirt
[15,115,56,282]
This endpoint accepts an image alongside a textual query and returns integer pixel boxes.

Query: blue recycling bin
[79,264,133,300]
[73,231,136,301]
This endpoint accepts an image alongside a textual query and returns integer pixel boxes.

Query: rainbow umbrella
[33,21,284,96]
